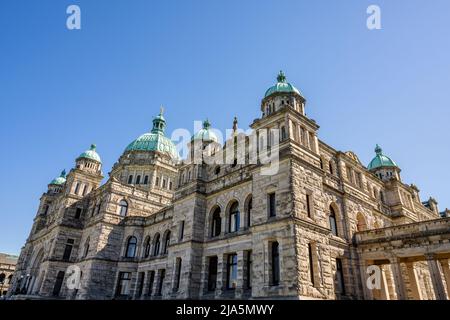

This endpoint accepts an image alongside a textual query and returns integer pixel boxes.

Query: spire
[232,116,238,133]
[277,70,287,83]
[375,144,382,155]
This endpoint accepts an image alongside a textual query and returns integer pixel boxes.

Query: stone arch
[162,229,171,254]
[225,199,240,233]
[356,212,367,232]
[143,235,151,258]
[209,205,222,238]
[328,202,340,237]
[152,233,161,256]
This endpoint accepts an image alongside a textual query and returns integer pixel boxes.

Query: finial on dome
[203,119,211,129]
[90,144,97,151]
[277,70,287,83]
[375,144,382,155]
[160,105,164,115]
[60,169,66,177]
[232,116,238,132]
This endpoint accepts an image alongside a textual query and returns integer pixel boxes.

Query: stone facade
[0,253,18,297]
[8,72,450,300]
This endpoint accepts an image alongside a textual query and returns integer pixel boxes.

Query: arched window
[83,237,90,257]
[128,175,133,184]
[143,175,149,185]
[0,273,5,284]
[163,231,171,254]
[211,207,221,238]
[329,206,338,236]
[155,177,160,187]
[245,195,252,228]
[136,175,141,184]
[143,236,151,258]
[329,161,334,175]
[228,201,240,233]
[356,213,367,232]
[125,236,137,258]
[153,234,161,256]
[119,200,128,216]
[82,184,88,196]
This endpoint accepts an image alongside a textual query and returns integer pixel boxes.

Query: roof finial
[277,70,286,83]
[203,118,211,129]
[60,169,66,178]
[232,116,238,132]
[90,144,96,150]
[375,144,382,155]
[160,105,164,115]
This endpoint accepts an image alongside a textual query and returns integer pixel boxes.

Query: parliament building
[9,72,450,300]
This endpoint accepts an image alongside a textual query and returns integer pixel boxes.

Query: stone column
[405,262,423,300]
[379,266,390,300]
[439,259,450,298]
[235,251,245,298]
[426,254,447,300]
[358,259,374,300]
[389,257,408,300]
[216,254,226,297]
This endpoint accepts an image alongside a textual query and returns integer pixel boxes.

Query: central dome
[125,110,179,160]
[264,71,301,98]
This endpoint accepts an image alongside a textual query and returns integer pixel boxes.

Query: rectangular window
[62,239,74,261]
[226,254,238,290]
[207,256,218,292]
[268,193,276,217]
[271,242,280,286]
[308,243,315,286]
[306,193,312,218]
[179,220,185,241]
[75,208,82,219]
[147,271,155,296]
[116,272,131,296]
[156,269,165,296]
[174,258,182,292]
[336,258,346,295]
[246,250,252,289]
[137,272,145,297]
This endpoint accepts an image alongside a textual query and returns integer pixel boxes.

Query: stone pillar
[379,266,390,300]
[406,262,423,300]
[426,254,447,300]
[439,259,450,298]
[235,251,245,298]
[358,259,374,300]
[389,257,408,300]
[216,254,226,297]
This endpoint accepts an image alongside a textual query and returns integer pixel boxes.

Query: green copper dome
[367,145,398,171]
[264,71,301,98]
[50,170,67,185]
[125,110,179,160]
[78,144,102,163]
[191,119,218,143]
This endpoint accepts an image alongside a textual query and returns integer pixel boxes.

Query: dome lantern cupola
[262,71,306,117]
[49,169,67,186]
[191,119,218,143]
[367,144,400,181]
[78,144,102,163]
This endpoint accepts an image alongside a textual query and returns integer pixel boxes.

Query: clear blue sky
[1,0,449,255]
